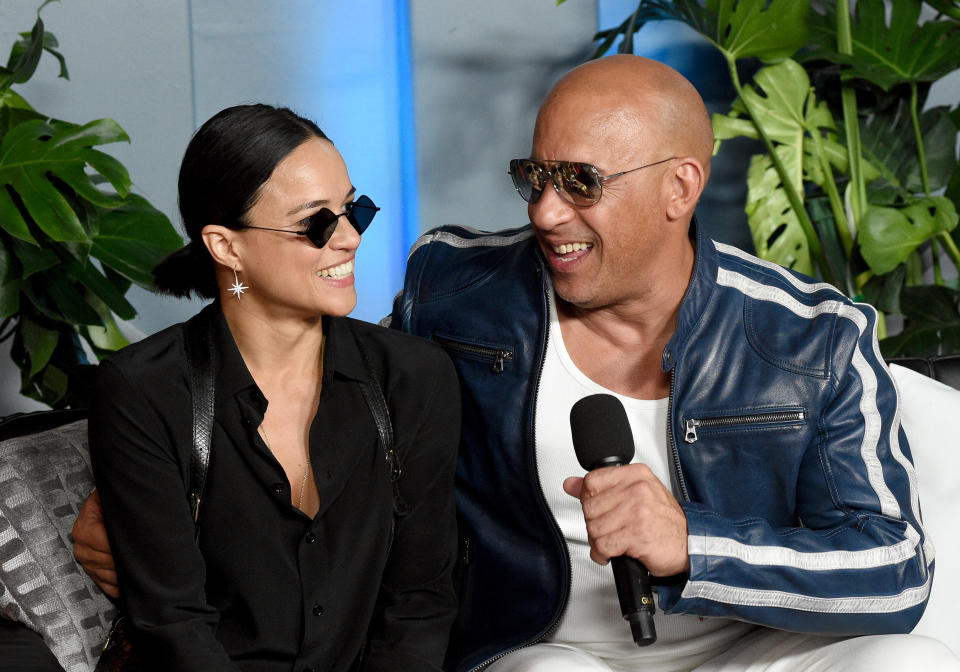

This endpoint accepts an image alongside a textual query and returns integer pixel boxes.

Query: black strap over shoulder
[183,310,218,535]
[348,322,407,517]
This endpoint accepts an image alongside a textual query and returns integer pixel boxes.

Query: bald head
[534,55,714,181]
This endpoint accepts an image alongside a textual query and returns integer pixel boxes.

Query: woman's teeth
[553,242,592,255]
[317,260,353,279]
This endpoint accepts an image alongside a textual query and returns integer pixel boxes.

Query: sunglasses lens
[347,194,378,235]
[556,162,601,206]
[304,209,340,247]
[510,159,542,203]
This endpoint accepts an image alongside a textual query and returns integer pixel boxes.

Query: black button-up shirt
[90,304,460,671]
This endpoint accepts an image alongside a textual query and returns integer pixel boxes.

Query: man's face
[527,103,671,312]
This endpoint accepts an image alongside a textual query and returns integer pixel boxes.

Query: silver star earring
[229,269,248,299]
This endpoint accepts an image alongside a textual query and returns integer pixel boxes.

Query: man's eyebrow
[286,186,357,216]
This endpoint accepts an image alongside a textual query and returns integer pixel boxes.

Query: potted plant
[568,0,960,356]
[0,1,183,408]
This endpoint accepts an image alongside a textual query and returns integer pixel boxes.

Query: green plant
[0,1,182,408]
[567,0,960,356]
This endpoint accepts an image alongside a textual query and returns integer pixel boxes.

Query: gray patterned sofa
[1,358,959,671]
[0,411,114,672]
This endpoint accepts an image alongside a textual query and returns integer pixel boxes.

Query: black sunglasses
[239,194,379,248]
[508,158,674,207]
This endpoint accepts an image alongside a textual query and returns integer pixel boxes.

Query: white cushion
[890,364,960,657]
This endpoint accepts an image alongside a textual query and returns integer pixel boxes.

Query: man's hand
[563,463,690,577]
[71,489,119,599]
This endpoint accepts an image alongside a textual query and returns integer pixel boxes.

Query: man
[75,55,957,670]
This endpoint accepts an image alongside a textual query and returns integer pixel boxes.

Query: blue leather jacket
[390,222,933,672]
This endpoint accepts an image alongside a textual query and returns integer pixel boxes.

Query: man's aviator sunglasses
[508,158,674,207]
[239,194,379,248]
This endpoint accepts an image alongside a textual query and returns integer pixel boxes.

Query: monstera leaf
[859,197,959,274]
[805,0,960,91]
[745,150,813,275]
[0,118,130,244]
[587,0,809,63]
[0,6,183,407]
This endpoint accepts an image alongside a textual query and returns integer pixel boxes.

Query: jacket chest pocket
[683,408,806,444]
[432,334,514,374]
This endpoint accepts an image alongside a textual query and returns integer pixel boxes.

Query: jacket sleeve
[658,301,934,635]
[89,359,240,672]
[360,345,461,672]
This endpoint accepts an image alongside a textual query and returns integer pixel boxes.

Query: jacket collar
[661,216,718,372]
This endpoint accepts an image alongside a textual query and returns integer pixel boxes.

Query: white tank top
[535,282,752,670]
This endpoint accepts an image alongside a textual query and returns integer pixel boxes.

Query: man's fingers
[91,571,120,599]
[563,476,584,499]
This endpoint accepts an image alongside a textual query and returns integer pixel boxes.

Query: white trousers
[486,629,960,672]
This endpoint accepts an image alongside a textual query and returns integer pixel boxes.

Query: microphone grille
[569,394,635,471]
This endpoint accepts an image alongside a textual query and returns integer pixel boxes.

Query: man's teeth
[553,242,592,255]
[318,260,353,279]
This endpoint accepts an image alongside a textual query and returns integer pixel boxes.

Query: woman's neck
[220,298,326,385]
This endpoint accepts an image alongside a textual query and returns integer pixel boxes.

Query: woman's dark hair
[153,104,329,298]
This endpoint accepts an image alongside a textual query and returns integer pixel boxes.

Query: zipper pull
[684,418,699,444]
[492,351,512,374]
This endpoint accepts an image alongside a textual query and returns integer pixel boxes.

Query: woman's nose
[327,218,361,250]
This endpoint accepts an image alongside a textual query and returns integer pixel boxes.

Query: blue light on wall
[189,0,419,324]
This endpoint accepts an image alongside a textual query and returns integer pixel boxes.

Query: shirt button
[272,483,285,496]
[312,603,324,616]
[305,533,317,544]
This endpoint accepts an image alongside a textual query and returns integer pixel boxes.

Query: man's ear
[201,225,242,270]
[665,158,706,221]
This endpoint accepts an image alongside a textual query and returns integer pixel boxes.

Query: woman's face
[238,137,361,319]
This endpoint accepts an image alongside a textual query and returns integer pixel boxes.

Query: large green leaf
[860,101,954,197]
[10,237,57,278]
[0,118,131,242]
[20,317,58,376]
[91,194,183,288]
[60,251,136,320]
[926,0,960,22]
[880,285,960,357]
[745,150,813,275]
[0,243,19,318]
[0,183,36,243]
[806,0,960,91]
[859,196,958,274]
[589,0,808,63]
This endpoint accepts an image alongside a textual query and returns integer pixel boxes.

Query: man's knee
[837,634,960,669]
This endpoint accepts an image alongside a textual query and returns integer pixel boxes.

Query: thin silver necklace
[260,424,311,510]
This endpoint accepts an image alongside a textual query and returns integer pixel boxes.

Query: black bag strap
[348,322,407,516]
[183,311,217,535]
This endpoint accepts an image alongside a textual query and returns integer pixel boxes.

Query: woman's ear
[201,225,243,270]
[665,157,706,221]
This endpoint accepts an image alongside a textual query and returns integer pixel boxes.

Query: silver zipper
[433,336,514,374]
[684,410,805,444]
[667,368,689,502]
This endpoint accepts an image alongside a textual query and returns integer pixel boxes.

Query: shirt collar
[203,304,369,411]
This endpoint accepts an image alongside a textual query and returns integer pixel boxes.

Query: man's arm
[72,490,119,599]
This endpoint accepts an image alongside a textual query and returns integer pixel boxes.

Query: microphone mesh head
[569,394,635,471]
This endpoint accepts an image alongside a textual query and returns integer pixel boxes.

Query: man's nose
[529,179,574,231]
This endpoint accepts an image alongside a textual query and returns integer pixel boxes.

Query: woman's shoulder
[341,317,457,392]
[99,319,189,386]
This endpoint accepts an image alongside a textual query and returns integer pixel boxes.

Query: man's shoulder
[408,224,536,267]
[709,240,854,308]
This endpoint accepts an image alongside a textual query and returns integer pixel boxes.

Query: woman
[88,104,460,671]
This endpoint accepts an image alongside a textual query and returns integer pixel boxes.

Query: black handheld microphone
[570,393,657,647]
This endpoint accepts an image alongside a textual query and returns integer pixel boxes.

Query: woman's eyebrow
[286,186,357,216]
